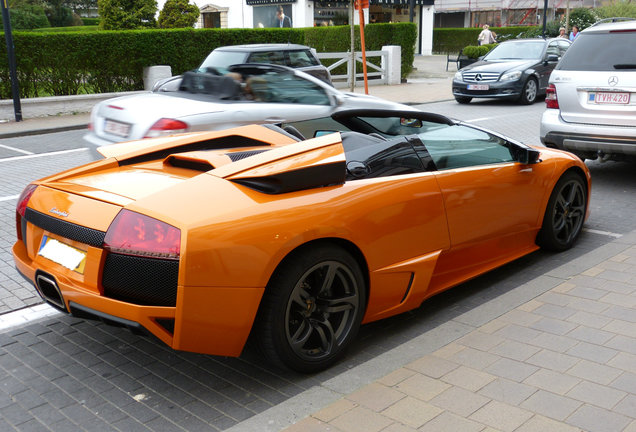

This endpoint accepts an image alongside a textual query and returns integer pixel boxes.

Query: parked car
[15,109,590,373]
[540,19,636,162]
[452,38,571,104]
[153,43,332,92]
[84,64,410,152]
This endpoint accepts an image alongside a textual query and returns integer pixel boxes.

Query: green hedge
[462,43,496,59]
[433,26,538,53]
[82,18,100,26]
[0,23,416,99]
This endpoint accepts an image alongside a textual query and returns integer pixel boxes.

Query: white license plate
[592,92,630,105]
[104,119,131,137]
[38,236,87,273]
[468,84,489,91]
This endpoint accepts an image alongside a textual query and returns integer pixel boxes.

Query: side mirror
[511,144,541,164]
[333,94,345,106]
[546,54,559,63]
[520,148,541,164]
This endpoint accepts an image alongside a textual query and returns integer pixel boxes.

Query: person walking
[276,6,292,28]
[477,24,495,45]
[558,27,568,38]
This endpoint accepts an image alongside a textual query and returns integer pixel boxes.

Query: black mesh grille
[24,208,106,247]
[227,149,268,162]
[102,253,179,307]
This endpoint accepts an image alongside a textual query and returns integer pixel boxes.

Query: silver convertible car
[84,64,412,149]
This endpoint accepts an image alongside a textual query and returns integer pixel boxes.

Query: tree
[98,0,157,30]
[158,0,198,28]
[596,0,636,19]
[45,0,74,27]
[1,1,50,30]
[563,7,597,31]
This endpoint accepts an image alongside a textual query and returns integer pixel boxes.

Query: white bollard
[381,46,401,85]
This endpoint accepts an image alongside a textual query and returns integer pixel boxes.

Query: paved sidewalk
[233,231,636,432]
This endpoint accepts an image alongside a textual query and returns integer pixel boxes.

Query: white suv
[540,19,636,161]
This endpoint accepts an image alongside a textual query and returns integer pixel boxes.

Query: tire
[455,96,472,104]
[537,171,587,251]
[255,244,366,373]
[519,77,538,104]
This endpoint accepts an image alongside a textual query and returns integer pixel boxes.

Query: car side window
[342,133,432,180]
[417,125,515,170]
[248,51,286,65]
[546,42,560,58]
[249,72,330,105]
[288,50,319,67]
[557,40,570,56]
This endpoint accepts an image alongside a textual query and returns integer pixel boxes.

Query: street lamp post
[1,0,22,122]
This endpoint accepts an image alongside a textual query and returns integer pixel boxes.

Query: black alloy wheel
[255,244,366,373]
[537,171,587,251]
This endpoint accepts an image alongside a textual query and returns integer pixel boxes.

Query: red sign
[355,0,370,9]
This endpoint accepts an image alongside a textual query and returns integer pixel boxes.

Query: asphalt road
[0,100,635,431]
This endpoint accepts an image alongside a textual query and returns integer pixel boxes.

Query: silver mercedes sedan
[84,64,413,150]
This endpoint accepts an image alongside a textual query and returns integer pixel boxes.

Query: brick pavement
[239,231,636,432]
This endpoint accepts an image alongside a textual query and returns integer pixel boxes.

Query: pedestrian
[569,25,579,41]
[276,6,292,28]
[558,27,567,38]
[477,24,495,46]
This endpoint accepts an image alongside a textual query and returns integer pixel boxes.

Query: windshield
[483,41,545,60]
[200,51,248,74]
[556,32,636,71]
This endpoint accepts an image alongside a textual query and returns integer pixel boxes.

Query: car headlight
[454,71,463,81]
[501,70,522,81]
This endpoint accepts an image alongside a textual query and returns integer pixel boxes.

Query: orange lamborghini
[13,110,591,372]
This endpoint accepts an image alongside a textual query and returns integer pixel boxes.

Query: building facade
[433,0,596,28]
[188,1,435,54]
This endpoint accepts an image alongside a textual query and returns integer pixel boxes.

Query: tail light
[545,84,559,109]
[144,118,188,138]
[103,210,180,260]
[16,184,38,240]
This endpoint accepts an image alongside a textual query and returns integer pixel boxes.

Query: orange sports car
[13,110,590,372]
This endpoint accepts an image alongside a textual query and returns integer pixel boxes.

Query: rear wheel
[455,96,472,104]
[537,171,587,251]
[255,244,366,373]
[519,77,538,104]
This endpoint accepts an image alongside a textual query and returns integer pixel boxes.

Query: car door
[420,124,550,291]
[539,41,561,89]
[227,70,336,125]
[181,69,337,132]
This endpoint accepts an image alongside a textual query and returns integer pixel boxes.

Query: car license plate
[104,119,131,137]
[38,236,87,273]
[467,84,489,91]
[590,92,630,104]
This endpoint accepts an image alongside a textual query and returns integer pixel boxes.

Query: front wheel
[537,171,587,251]
[519,77,538,104]
[255,244,366,373]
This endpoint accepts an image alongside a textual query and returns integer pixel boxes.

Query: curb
[0,122,88,139]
